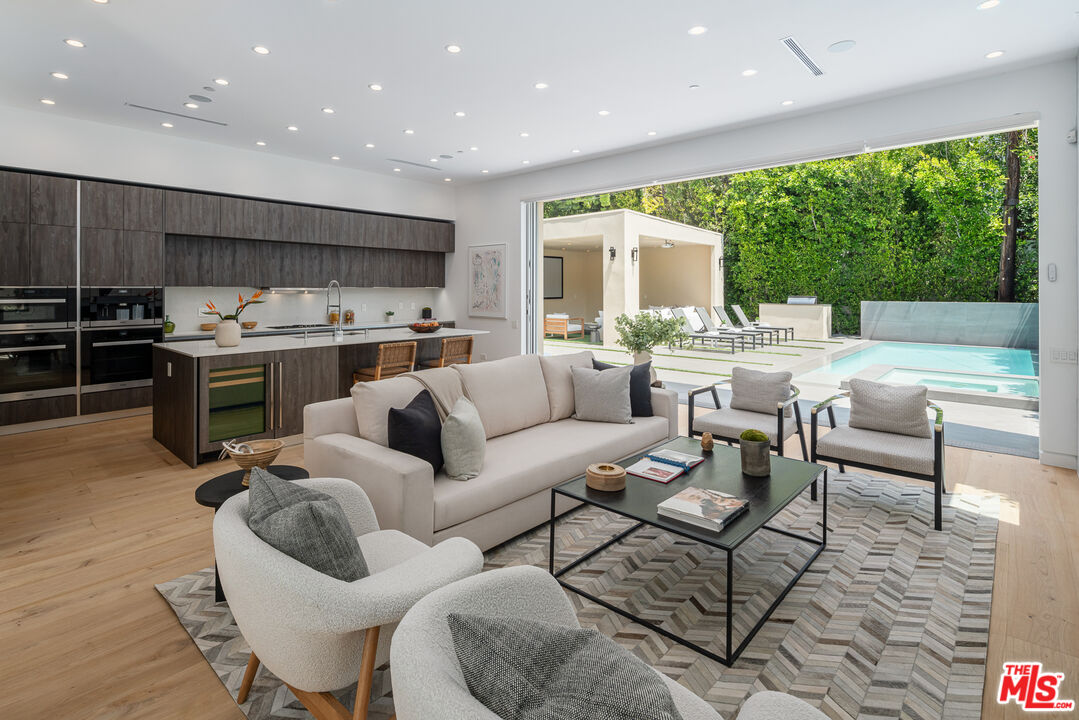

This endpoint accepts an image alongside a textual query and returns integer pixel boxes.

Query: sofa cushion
[442,397,486,481]
[447,612,683,720]
[539,351,595,421]
[455,355,552,439]
[692,407,799,445]
[388,389,444,472]
[433,416,669,531]
[848,378,931,438]
[246,467,369,582]
[594,359,653,417]
[571,365,632,424]
[729,366,793,418]
[405,366,465,419]
[351,375,423,446]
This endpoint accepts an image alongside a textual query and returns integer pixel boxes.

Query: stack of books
[657,487,748,532]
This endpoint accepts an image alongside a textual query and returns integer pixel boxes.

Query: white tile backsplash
[165,286,448,335]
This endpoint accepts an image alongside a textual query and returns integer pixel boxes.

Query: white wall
[451,59,1079,468]
[0,104,455,220]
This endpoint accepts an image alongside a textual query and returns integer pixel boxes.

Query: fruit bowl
[241,321,257,330]
[200,322,218,332]
[408,321,441,333]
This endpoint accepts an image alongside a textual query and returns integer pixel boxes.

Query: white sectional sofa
[304,351,678,551]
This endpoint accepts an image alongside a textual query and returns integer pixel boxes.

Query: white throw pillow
[848,378,931,438]
[570,365,632,424]
[441,397,486,481]
[539,351,595,421]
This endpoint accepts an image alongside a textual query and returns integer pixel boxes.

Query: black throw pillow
[388,389,444,471]
[593,359,653,417]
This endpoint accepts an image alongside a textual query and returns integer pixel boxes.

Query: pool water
[802,341,1039,397]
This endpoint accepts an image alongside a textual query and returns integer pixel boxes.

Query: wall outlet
[398,302,404,310]
[512,319,518,329]
[361,303,367,312]
[410,302,416,310]
[197,305,213,318]
[480,353,488,361]
[1049,348,1078,364]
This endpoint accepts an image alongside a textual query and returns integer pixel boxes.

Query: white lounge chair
[693,306,765,349]
[732,304,794,341]
[672,307,743,353]
[714,306,776,345]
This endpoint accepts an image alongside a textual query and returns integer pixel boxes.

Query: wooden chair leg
[353,626,381,720]
[287,685,352,720]
[237,652,260,704]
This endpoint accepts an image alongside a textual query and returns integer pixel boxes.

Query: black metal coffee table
[549,436,826,666]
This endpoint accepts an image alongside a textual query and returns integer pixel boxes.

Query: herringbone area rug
[157,472,998,720]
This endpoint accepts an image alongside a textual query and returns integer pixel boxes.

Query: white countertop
[156,326,488,358]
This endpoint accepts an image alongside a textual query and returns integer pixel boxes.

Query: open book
[657,487,748,532]
[646,448,705,471]
[626,458,684,483]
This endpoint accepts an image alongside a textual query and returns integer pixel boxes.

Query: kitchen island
[153,326,488,466]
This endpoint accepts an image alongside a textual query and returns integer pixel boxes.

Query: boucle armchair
[214,478,483,720]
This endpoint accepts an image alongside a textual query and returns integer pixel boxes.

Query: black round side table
[195,464,310,602]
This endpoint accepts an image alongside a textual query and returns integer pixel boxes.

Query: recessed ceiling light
[688,25,708,35]
[331,156,340,161]
[256,140,266,146]
[827,40,857,53]
[64,38,85,48]
[161,122,173,128]
[469,146,479,151]
[40,98,56,105]
[519,132,529,137]
[368,83,382,91]
[430,158,439,162]
[647,131,658,137]
[522,160,530,165]
[443,178,452,182]
[445,44,461,53]
[364,143,374,148]
[741,68,758,77]
[977,0,1000,8]
[321,107,335,114]
[454,111,466,117]
[184,102,199,109]
[533,82,549,89]
[50,72,69,81]
[985,50,1005,59]
[213,78,229,86]
[571,148,580,153]
[597,110,610,116]
[481,169,489,173]
[252,45,270,55]
[92,0,108,3]
[403,128,414,135]
[393,167,401,172]
[287,125,299,131]
[688,83,701,90]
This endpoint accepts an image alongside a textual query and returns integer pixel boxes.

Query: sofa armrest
[304,433,435,545]
[304,397,359,441]
[650,386,679,440]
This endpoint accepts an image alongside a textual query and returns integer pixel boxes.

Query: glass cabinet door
[198,353,275,454]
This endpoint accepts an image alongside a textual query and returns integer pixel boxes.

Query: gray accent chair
[689,378,809,462]
[214,477,484,720]
[391,565,828,720]
[811,391,946,531]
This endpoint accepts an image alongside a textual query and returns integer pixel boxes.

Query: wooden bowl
[224,439,285,486]
[586,462,626,492]
[408,322,441,333]
[241,321,257,330]
[200,322,218,332]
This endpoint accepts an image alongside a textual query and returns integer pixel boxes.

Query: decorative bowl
[222,439,285,486]
[408,322,441,333]
[241,321,257,330]
[200,322,218,332]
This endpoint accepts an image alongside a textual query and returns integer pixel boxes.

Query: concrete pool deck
[542,335,1040,438]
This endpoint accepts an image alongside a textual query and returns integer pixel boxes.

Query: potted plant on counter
[205,291,264,348]
[739,429,771,477]
[613,311,687,383]
[384,310,395,323]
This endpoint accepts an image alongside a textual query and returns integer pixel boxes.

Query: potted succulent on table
[205,291,264,348]
[385,310,395,323]
[739,429,771,477]
[613,311,687,384]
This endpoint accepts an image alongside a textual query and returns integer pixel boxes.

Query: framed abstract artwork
[468,243,507,318]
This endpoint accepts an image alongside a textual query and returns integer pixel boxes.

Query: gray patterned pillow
[570,364,633,424]
[447,613,683,720]
[848,378,931,438]
[729,366,793,417]
[246,468,369,581]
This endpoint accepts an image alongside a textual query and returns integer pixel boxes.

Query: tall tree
[997,130,1021,301]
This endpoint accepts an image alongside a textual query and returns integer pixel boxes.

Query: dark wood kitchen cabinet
[274,346,338,436]
[81,228,124,285]
[163,235,212,286]
[318,208,350,245]
[124,230,163,286]
[0,222,29,285]
[124,185,163,232]
[29,224,75,284]
[281,203,320,245]
[80,181,125,230]
[30,175,76,226]
[0,170,29,223]
[337,246,366,287]
[220,197,281,241]
[165,190,220,236]
[420,250,446,287]
[211,238,261,287]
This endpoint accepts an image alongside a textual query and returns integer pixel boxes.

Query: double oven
[0,286,162,423]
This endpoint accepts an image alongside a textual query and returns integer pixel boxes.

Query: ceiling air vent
[387,158,441,171]
[124,102,228,126]
[780,36,824,76]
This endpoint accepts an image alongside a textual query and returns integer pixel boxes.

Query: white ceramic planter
[214,318,241,347]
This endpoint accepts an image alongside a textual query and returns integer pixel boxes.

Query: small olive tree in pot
[613,312,687,382]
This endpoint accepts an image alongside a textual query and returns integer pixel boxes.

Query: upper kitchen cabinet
[354,213,397,249]
[220,197,281,241]
[281,203,320,245]
[30,175,76,226]
[430,220,454,252]
[80,181,125,230]
[124,185,163,232]
[80,228,124,285]
[0,170,29,223]
[210,238,262,287]
[29,225,76,284]
[164,190,219,236]
[318,208,350,245]
[163,235,212,286]
[0,222,29,285]
[124,231,163,286]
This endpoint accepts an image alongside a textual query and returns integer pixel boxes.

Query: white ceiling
[0,0,1075,185]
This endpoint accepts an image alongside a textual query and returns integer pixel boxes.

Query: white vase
[633,351,659,385]
[214,319,241,347]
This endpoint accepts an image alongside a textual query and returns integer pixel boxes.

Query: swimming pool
[801,341,1039,397]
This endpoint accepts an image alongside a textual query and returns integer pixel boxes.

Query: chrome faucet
[326,280,343,342]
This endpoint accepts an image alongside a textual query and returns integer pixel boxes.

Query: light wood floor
[1,411,1076,720]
